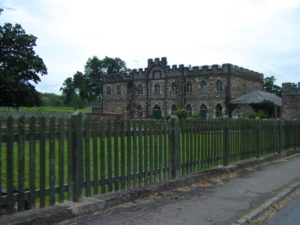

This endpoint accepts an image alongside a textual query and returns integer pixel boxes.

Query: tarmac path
[60,155,300,225]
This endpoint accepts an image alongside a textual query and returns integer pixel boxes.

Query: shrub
[175,109,188,120]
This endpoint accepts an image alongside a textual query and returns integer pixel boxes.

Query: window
[184,81,192,93]
[171,104,177,114]
[106,86,111,96]
[242,84,247,94]
[216,104,222,118]
[154,83,160,94]
[137,105,143,118]
[172,82,177,94]
[153,105,162,119]
[200,80,208,93]
[186,104,192,117]
[127,84,132,95]
[137,84,143,95]
[216,80,223,93]
[116,86,121,95]
[127,105,133,119]
[200,104,208,119]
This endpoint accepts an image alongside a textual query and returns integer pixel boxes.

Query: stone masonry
[102,57,264,119]
[282,82,300,120]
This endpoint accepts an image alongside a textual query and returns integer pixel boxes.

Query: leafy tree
[39,92,64,106]
[0,23,47,108]
[61,56,128,108]
[84,56,128,103]
[73,71,89,108]
[264,76,281,97]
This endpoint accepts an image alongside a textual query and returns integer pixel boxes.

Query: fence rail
[0,114,299,215]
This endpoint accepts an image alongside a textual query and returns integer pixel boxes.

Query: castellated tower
[102,57,264,119]
[282,82,300,120]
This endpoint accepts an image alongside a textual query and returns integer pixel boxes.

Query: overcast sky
[1,0,300,94]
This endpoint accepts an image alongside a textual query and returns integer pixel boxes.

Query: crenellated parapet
[104,57,264,82]
[148,57,168,68]
[282,82,300,95]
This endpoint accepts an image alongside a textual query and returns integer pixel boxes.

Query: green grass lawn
[0,118,289,209]
[0,106,91,116]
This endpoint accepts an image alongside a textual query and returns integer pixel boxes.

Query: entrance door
[153,105,162,119]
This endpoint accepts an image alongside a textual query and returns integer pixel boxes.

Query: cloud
[1,0,300,93]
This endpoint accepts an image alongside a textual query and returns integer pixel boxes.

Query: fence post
[295,121,298,150]
[223,120,229,167]
[278,120,282,153]
[169,118,179,178]
[256,119,261,158]
[70,112,83,202]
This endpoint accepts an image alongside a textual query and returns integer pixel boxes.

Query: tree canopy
[0,23,47,108]
[264,76,281,97]
[61,56,128,108]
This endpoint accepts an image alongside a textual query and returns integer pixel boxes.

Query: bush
[175,109,188,120]
[249,110,268,119]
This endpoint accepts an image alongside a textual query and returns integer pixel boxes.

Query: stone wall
[103,57,264,119]
[282,82,300,120]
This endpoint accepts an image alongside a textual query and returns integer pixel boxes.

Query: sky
[1,0,300,94]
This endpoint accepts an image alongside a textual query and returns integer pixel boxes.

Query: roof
[231,90,282,106]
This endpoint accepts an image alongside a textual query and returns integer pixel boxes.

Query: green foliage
[175,109,188,120]
[248,222,262,225]
[249,109,268,119]
[60,56,128,108]
[39,93,64,107]
[0,23,47,108]
[264,76,281,97]
[250,100,275,118]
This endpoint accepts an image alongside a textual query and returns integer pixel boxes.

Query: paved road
[61,156,300,225]
[265,192,300,225]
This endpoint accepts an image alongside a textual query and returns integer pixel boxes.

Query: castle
[282,82,300,120]
[102,57,264,119]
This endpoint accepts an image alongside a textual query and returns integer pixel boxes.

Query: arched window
[216,104,222,118]
[127,105,133,119]
[216,80,223,93]
[153,105,161,119]
[185,81,192,93]
[242,84,247,94]
[186,104,192,117]
[116,86,121,95]
[137,84,143,95]
[200,80,208,93]
[171,104,177,114]
[127,84,132,95]
[200,104,208,119]
[154,83,160,94]
[172,82,177,94]
[106,86,111,96]
[137,105,143,118]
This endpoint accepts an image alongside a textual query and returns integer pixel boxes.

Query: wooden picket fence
[0,114,299,215]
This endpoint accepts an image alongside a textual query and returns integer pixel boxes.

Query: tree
[39,92,65,106]
[61,56,128,108]
[264,76,281,97]
[84,56,128,103]
[60,77,76,105]
[0,23,47,108]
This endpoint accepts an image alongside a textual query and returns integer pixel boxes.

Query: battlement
[105,57,264,82]
[148,57,168,68]
[282,82,300,89]
[282,82,300,95]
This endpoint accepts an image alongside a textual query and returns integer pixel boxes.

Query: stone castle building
[282,82,300,120]
[102,57,264,119]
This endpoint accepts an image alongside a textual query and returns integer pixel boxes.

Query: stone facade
[282,82,300,120]
[103,57,264,119]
